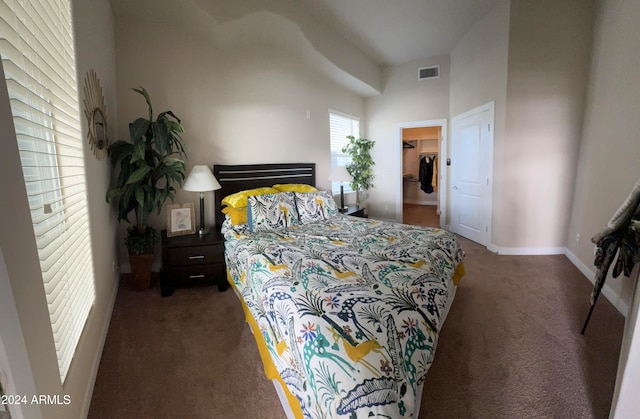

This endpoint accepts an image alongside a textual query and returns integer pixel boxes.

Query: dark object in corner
[403,141,415,149]
[581,178,640,334]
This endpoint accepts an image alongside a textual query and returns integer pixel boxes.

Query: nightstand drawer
[167,244,224,266]
[166,263,225,282]
[161,229,227,297]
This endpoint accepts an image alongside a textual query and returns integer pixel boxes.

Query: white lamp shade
[183,165,221,192]
[329,166,352,182]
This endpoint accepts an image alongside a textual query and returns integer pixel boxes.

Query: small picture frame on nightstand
[167,203,196,237]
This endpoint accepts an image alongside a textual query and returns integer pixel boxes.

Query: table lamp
[329,165,352,213]
[182,165,221,235]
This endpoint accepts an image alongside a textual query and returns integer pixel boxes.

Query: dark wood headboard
[213,163,316,228]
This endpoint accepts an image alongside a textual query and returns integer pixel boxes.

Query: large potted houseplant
[107,87,187,290]
[342,135,375,207]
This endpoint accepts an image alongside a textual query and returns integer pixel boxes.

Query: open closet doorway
[397,119,447,228]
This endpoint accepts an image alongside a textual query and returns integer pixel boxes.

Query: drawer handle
[189,274,205,279]
[188,255,205,260]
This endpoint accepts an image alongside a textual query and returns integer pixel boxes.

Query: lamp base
[197,193,210,236]
[338,186,347,213]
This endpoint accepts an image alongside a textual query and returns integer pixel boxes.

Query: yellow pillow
[222,206,248,225]
[272,183,318,193]
[221,187,280,208]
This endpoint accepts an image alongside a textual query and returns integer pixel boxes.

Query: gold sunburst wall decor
[83,69,109,160]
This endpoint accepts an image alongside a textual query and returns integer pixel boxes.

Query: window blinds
[0,0,96,382]
[329,110,360,194]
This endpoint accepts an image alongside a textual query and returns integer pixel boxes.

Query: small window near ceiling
[329,110,359,194]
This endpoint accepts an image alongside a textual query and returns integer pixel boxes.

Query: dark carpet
[88,236,623,418]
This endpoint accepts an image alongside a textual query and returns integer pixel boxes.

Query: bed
[214,163,465,418]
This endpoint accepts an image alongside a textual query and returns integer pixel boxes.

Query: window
[329,110,360,194]
[0,0,96,382]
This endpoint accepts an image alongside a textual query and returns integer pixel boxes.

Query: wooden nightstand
[344,206,366,218]
[160,229,228,297]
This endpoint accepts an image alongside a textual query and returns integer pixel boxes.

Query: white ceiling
[109,0,502,67]
[303,0,502,66]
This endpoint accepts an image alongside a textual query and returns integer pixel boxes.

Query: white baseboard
[483,244,627,316]
[461,239,629,317]
[80,277,120,419]
[564,248,629,317]
[487,244,566,255]
[404,225,628,317]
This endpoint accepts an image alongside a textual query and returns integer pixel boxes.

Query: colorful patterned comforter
[223,215,465,418]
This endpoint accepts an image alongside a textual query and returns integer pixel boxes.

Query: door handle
[452,186,458,190]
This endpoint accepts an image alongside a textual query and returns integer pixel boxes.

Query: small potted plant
[342,135,375,207]
[106,87,187,290]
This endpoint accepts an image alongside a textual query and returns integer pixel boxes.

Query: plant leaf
[108,141,134,167]
[151,121,168,155]
[135,186,145,209]
[132,86,153,120]
[158,110,181,124]
[129,118,150,142]
[106,86,188,229]
[126,165,151,185]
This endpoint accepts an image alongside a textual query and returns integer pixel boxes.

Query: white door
[451,103,494,245]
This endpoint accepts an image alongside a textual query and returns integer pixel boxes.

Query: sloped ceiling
[303,0,503,66]
[108,0,501,95]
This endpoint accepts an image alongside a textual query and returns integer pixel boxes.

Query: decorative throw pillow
[248,192,300,232]
[272,183,318,193]
[295,191,339,223]
[321,192,339,219]
[221,206,248,226]
[221,187,280,208]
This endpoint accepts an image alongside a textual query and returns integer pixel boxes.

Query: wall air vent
[418,65,440,81]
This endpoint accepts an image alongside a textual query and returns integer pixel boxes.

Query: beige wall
[113,8,365,267]
[109,0,382,96]
[501,0,594,248]
[449,0,510,231]
[0,0,119,417]
[193,0,383,96]
[449,0,595,250]
[68,0,120,417]
[365,55,450,220]
[579,0,640,414]
[568,0,640,317]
